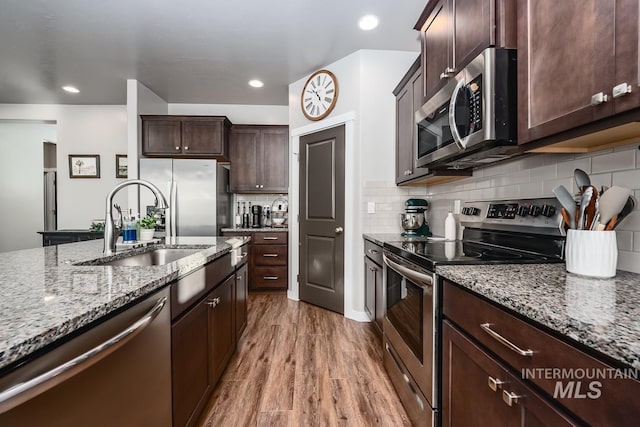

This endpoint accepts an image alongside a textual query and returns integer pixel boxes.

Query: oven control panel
[460,198,564,234]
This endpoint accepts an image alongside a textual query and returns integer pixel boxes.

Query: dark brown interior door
[299,125,345,314]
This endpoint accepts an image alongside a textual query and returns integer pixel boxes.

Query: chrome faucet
[103,179,169,255]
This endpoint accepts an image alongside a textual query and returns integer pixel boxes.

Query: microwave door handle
[448,77,467,150]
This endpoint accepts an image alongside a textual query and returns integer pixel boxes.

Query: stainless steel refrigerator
[139,158,231,236]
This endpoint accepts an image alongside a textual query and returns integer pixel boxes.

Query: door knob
[335,227,343,234]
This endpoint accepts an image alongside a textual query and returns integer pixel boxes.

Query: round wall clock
[301,69,339,121]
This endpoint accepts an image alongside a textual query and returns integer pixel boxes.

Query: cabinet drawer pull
[488,376,505,392]
[263,276,279,280]
[184,146,189,150]
[367,249,379,255]
[175,146,180,150]
[262,236,278,240]
[612,82,632,98]
[207,297,221,308]
[590,92,609,106]
[263,254,278,257]
[256,184,260,188]
[369,267,377,272]
[502,390,522,407]
[480,323,533,356]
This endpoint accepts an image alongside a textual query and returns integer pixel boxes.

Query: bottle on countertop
[123,209,137,242]
[235,202,241,228]
[444,211,456,241]
[241,202,249,228]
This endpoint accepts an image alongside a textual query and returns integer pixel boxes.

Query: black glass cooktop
[383,238,560,271]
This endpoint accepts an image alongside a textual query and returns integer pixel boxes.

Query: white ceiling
[0,0,425,106]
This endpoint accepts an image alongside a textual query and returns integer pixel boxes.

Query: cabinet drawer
[253,244,287,266]
[252,266,287,289]
[364,239,383,266]
[253,232,287,245]
[443,280,640,427]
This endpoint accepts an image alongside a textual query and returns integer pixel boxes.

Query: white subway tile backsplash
[616,231,633,251]
[575,148,613,159]
[557,158,591,178]
[612,169,640,190]
[518,181,544,198]
[617,251,640,274]
[530,164,558,182]
[635,232,640,252]
[615,211,640,231]
[587,173,612,191]
[592,150,636,174]
[542,177,574,197]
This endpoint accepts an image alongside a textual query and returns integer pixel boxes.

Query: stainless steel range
[381,198,566,427]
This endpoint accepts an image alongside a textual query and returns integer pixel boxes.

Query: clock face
[301,70,338,121]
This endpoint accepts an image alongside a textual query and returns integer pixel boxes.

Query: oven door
[382,251,436,408]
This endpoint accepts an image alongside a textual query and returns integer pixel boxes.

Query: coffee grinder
[251,205,263,228]
[400,198,431,237]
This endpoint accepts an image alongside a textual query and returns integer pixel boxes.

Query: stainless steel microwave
[415,48,521,170]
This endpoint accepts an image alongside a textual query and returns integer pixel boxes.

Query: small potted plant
[139,214,157,241]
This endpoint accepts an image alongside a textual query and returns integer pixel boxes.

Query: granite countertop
[0,235,249,372]
[363,233,407,246]
[436,263,640,369]
[221,227,288,232]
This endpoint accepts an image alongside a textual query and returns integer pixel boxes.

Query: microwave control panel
[467,75,483,133]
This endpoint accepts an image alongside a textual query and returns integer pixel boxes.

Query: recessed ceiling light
[248,80,264,88]
[358,14,379,31]
[62,85,80,93]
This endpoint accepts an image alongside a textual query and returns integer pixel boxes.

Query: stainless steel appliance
[251,205,263,228]
[139,159,231,236]
[415,48,519,171]
[401,198,431,237]
[0,288,171,426]
[382,198,565,427]
[271,197,288,227]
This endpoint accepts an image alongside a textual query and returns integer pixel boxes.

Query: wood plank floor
[197,292,411,427]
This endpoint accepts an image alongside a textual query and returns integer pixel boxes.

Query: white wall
[126,80,169,209]
[0,105,128,229]
[0,122,56,251]
[288,49,419,321]
[169,103,288,124]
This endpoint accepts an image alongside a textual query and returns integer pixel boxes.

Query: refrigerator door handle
[170,180,177,237]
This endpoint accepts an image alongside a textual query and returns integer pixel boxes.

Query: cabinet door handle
[590,92,609,106]
[368,249,379,255]
[0,296,167,413]
[502,390,522,407]
[260,184,264,188]
[369,267,377,272]
[480,323,533,356]
[263,276,279,280]
[240,252,248,259]
[263,253,278,257]
[612,82,632,98]
[488,376,505,392]
[262,236,278,240]
[207,297,221,308]
[175,146,180,150]
[255,184,260,188]
[184,146,189,150]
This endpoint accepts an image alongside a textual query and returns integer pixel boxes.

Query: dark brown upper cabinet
[415,0,514,101]
[142,115,231,159]
[517,0,640,146]
[229,125,289,193]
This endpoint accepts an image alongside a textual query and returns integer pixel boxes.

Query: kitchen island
[0,236,248,372]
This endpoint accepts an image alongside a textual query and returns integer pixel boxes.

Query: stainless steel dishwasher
[0,287,172,427]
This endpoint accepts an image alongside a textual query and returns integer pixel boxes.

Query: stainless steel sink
[95,248,201,267]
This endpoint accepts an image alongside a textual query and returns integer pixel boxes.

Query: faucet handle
[112,203,123,228]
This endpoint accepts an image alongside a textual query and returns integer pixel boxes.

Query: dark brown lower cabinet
[442,320,578,427]
[172,297,211,427]
[208,275,236,386]
[235,260,249,341]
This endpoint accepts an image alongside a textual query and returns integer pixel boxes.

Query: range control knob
[516,205,529,217]
[541,204,557,217]
[470,207,481,216]
[461,207,469,215]
[529,205,541,217]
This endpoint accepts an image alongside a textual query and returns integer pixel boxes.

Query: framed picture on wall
[69,154,100,178]
[116,154,128,178]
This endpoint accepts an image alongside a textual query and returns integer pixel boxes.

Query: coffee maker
[400,198,431,237]
[251,205,263,228]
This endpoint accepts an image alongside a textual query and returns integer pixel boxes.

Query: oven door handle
[383,254,433,288]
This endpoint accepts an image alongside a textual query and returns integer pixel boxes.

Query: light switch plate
[367,202,376,214]
[453,199,461,214]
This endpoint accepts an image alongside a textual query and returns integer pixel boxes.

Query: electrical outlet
[367,202,376,214]
[453,199,461,214]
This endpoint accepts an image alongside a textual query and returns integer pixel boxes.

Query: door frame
[289,111,368,321]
